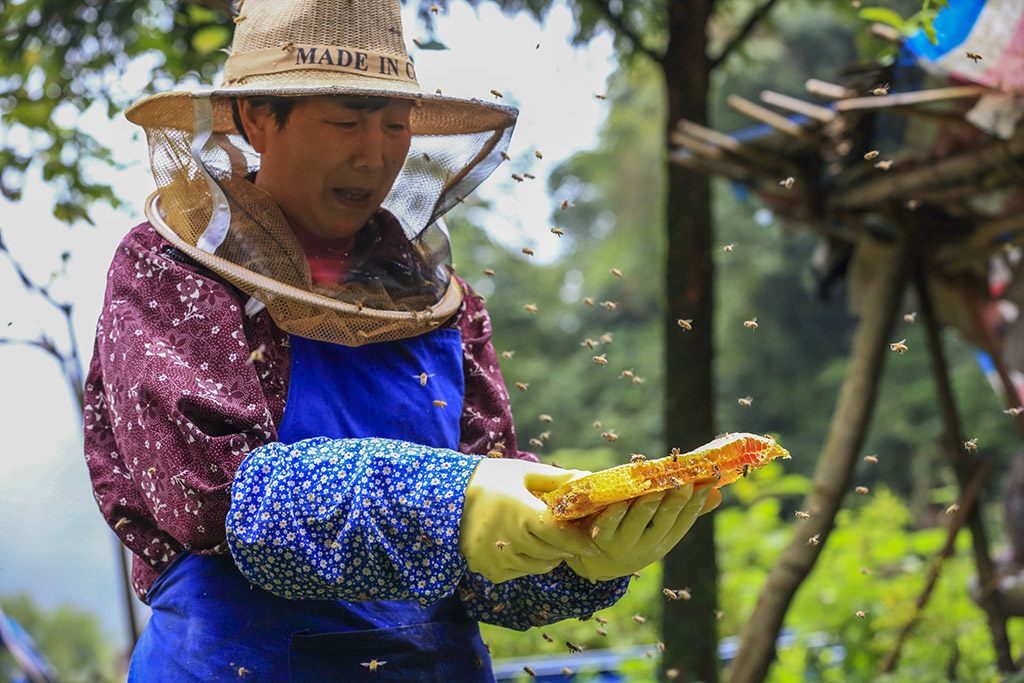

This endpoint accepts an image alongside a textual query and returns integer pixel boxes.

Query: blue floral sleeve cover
[226,436,630,629]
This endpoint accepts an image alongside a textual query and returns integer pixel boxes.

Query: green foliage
[0,593,118,683]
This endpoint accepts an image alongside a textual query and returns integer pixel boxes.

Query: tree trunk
[661,0,717,681]
[727,235,912,682]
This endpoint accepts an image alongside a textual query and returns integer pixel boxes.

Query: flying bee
[415,372,435,386]
[280,41,295,51]
[947,503,960,515]
[874,159,893,171]
[583,297,594,307]
[620,369,635,379]
[780,176,795,189]
[593,420,602,429]
[529,438,544,448]
[864,454,878,464]
[561,667,574,676]
[524,173,535,180]
[666,669,680,681]
[595,94,607,100]
[502,350,515,360]
[454,195,465,203]
[582,338,598,349]
[964,438,978,452]
[482,268,495,277]
[522,247,535,256]
[592,354,608,366]
[539,414,553,423]
[535,151,543,159]
[595,615,608,625]
[631,572,641,580]
[600,333,613,344]
[602,301,617,311]
[670,447,681,462]
[591,526,601,540]
[741,463,750,478]
[491,89,503,98]
[738,396,753,407]
[523,303,538,314]
[523,666,536,677]
[115,517,130,530]
[596,628,607,637]
[658,641,666,652]
[550,227,564,236]
[611,268,623,278]
[515,382,529,392]
[856,610,866,619]
[904,312,917,323]
[795,510,810,519]
[678,588,691,600]
[247,344,266,364]
[486,450,503,458]
[433,400,447,408]
[1006,407,1024,416]
[412,39,424,48]
[501,152,510,161]
[361,660,387,672]
[436,88,443,94]
[855,486,869,494]
[566,641,584,653]
[744,317,758,329]
[630,453,647,463]
[723,243,735,253]
[863,150,879,160]
[632,614,646,624]
[663,588,678,600]
[560,200,573,210]
[602,430,619,442]
[677,319,693,331]
[539,431,551,441]
[890,339,908,354]
[870,83,890,96]
[633,376,645,384]
[542,633,554,643]
[430,4,439,13]
[808,534,820,545]
[495,541,507,550]
[512,174,524,182]
[905,199,920,210]
[966,51,982,62]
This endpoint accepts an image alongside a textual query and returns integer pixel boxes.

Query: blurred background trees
[4,0,1019,681]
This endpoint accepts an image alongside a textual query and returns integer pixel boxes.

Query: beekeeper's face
[239,96,412,240]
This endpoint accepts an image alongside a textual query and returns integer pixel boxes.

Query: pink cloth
[83,222,532,600]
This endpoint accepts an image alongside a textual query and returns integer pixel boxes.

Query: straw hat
[127,0,518,347]
[125,0,518,137]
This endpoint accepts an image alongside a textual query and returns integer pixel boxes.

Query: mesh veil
[139,93,515,346]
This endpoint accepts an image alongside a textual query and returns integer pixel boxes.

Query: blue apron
[129,329,496,682]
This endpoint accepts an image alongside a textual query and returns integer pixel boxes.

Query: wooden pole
[913,269,1015,673]
[726,234,912,683]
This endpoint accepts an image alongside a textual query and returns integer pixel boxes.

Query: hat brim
[125,77,518,137]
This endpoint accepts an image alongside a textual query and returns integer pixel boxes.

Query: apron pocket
[288,621,494,682]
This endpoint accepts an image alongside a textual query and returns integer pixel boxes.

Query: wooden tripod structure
[672,49,1024,681]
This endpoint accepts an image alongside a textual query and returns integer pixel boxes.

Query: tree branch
[709,0,782,71]
[586,0,664,65]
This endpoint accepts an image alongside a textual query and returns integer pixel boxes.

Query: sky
[0,1,616,649]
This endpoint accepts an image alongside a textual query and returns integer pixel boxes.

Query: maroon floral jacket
[83,222,530,600]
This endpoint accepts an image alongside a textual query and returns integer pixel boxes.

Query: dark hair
[230,95,395,144]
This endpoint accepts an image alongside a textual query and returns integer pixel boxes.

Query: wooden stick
[759,90,835,123]
[834,134,1024,209]
[726,94,812,140]
[835,85,990,112]
[676,119,799,176]
[877,456,994,675]
[727,235,913,683]
[805,78,856,100]
[913,270,1016,673]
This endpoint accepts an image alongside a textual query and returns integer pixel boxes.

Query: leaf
[857,8,906,32]
[922,19,938,45]
[191,25,231,56]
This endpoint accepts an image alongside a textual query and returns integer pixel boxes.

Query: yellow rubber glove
[565,484,721,582]
[459,458,601,583]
